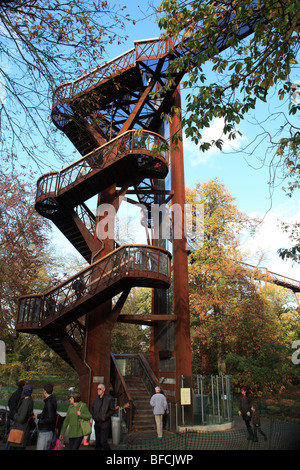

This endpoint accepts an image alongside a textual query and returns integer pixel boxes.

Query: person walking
[59,391,91,450]
[92,383,115,450]
[150,386,168,439]
[5,379,26,450]
[9,384,34,450]
[251,403,267,442]
[238,386,254,441]
[34,384,57,450]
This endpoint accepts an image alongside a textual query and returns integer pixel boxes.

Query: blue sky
[14,1,300,282]
[89,1,300,281]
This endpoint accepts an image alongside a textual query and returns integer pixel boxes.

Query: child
[251,403,267,442]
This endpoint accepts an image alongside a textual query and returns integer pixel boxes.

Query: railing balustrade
[112,353,163,432]
[17,245,171,329]
[110,353,133,432]
[35,130,169,212]
[240,262,300,291]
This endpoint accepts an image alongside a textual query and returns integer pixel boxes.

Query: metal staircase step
[124,376,155,431]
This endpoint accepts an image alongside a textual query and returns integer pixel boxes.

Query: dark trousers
[94,420,111,450]
[253,425,267,441]
[68,436,83,450]
[4,419,13,450]
[242,415,254,439]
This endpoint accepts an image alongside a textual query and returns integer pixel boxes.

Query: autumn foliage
[0,169,70,383]
[187,179,300,394]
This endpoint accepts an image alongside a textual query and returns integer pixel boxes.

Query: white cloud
[240,205,300,281]
[184,117,247,166]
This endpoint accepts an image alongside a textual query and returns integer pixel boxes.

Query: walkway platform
[2,418,299,451]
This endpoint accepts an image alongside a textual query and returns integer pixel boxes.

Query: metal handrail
[110,353,133,432]
[112,353,165,432]
[52,48,136,109]
[35,130,169,212]
[113,353,163,397]
[17,244,171,330]
[51,3,262,114]
[240,262,300,291]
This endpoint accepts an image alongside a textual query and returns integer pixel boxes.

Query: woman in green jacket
[59,391,91,450]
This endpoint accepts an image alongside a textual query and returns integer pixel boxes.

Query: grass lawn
[0,375,78,412]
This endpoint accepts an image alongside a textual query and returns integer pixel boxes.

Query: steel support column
[82,185,116,406]
[170,86,193,405]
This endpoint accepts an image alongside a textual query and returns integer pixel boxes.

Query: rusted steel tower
[16,12,260,418]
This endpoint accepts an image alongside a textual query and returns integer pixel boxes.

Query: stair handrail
[52,3,262,122]
[137,353,163,395]
[110,353,133,432]
[113,353,164,398]
[16,244,171,330]
[35,129,169,215]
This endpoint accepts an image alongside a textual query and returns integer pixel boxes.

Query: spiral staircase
[16,6,262,423]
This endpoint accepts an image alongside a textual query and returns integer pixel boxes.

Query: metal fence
[177,375,232,427]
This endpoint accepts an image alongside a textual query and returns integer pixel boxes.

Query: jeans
[36,430,53,450]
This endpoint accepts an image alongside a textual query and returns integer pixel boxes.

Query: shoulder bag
[8,428,25,444]
[79,404,91,435]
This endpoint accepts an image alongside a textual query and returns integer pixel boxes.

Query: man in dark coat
[92,383,115,450]
[9,384,34,449]
[34,383,57,450]
[5,379,25,450]
[8,380,25,421]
